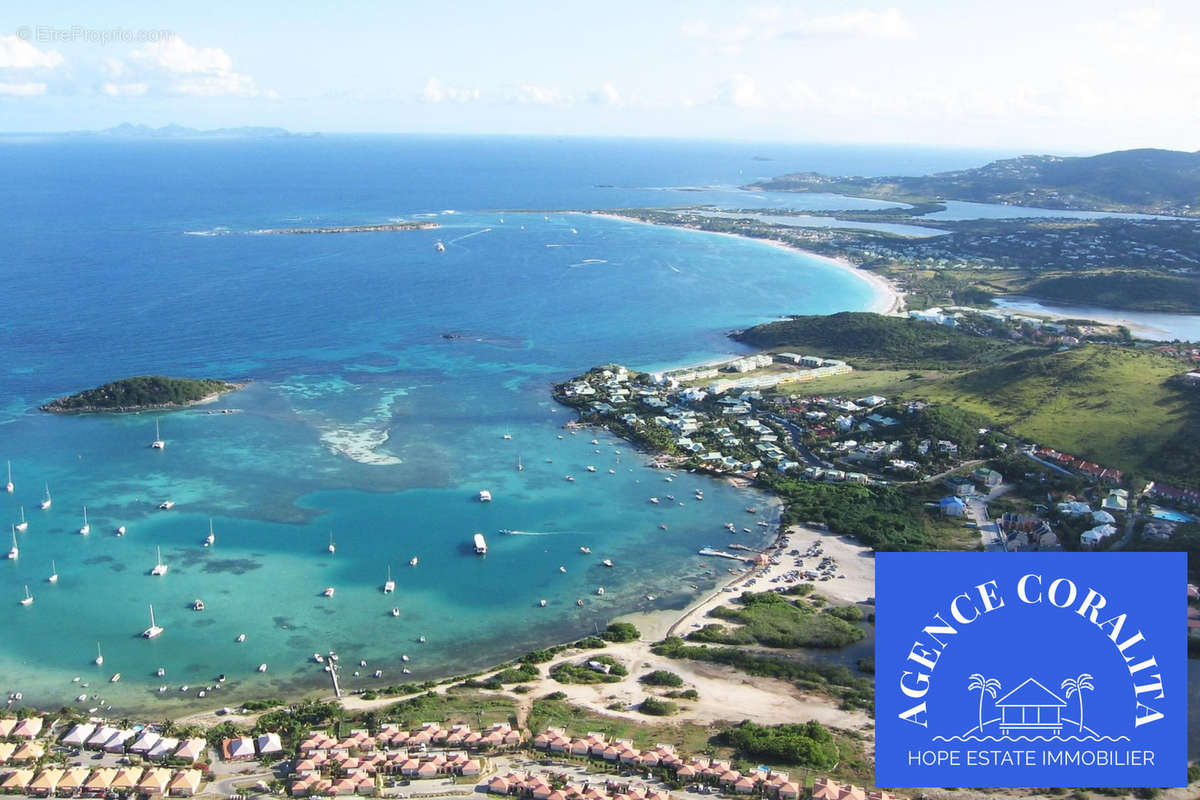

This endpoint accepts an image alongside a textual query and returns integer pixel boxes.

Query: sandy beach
[585,211,906,317]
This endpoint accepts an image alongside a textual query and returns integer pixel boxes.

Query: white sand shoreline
[583,211,906,316]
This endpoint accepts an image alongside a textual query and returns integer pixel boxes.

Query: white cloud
[587,82,621,105]
[102,81,149,97]
[507,83,572,106]
[111,36,273,98]
[716,73,765,109]
[421,77,481,104]
[0,35,63,69]
[0,81,47,96]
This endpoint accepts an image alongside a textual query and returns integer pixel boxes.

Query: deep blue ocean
[0,135,1007,712]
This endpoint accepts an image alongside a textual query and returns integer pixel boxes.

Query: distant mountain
[89,123,301,139]
[749,148,1200,216]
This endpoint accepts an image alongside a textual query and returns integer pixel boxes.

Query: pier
[327,654,342,698]
[698,547,753,563]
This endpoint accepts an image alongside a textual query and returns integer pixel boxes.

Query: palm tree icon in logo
[968,673,1001,733]
[1060,674,1095,734]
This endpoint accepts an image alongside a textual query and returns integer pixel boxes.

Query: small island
[252,221,439,235]
[41,376,243,413]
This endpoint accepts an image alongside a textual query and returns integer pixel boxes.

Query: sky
[2,0,1199,152]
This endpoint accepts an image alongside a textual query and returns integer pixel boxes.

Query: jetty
[327,653,342,698]
[697,547,753,563]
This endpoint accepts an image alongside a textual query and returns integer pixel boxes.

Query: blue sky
[2,0,1199,151]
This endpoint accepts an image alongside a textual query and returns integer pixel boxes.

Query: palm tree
[1061,674,1095,734]
[967,673,1001,734]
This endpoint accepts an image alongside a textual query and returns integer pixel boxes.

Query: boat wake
[449,228,492,244]
[184,227,234,236]
[500,529,586,537]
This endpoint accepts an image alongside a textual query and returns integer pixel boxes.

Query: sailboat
[94,643,104,666]
[142,604,164,638]
[383,565,395,594]
[151,419,165,450]
[79,506,90,535]
[517,455,524,472]
[327,531,336,554]
[19,585,33,606]
[4,460,12,493]
[6,526,17,560]
[14,506,27,533]
[48,560,58,584]
[40,484,52,510]
[150,546,168,576]
[203,519,215,547]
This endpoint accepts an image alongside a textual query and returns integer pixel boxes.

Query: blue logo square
[875,552,1187,788]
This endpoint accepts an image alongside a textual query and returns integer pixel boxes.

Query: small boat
[76,694,86,703]
[517,456,524,472]
[14,506,27,533]
[478,489,492,502]
[198,690,206,698]
[204,519,215,547]
[418,635,426,643]
[565,475,575,482]
[586,465,596,472]
[401,654,409,662]
[4,461,12,493]
[602,559,614,567]
[571,227,578,235]
[151,546,168,576]
[19,585,33,606]
[402,668,411,675]
[192,599,205,611]
[558,565,566,573]
[110,673,121,683]
[409,556,418,567]
[435,241,446,252]
[7,526,18,560]
[114,525,126,537]
[746,507,758,514]
[579,546,591,554]
[236,633,246,642]
[473,532,488,555]
[79,506,90,535]
[374,669,383,679]
[95,643,104,666]
[659,524,668,530]
[576,599,584,606]
[40,484,52,510]
[590,439,599,445]
[323,587,335,597]
[391,607,400,617]
[327,531,336,554]
[217,674,226,682]
[649,497,659,504]
[359,659,367,667]
[142,604,164,638]
[158,500,174,510]
[157,667,165,677]
[383,565,395,594]
[48,560,58,584]
[502,433,512,440]
[539,599,547,607]
[646,594,656,601]
[151,419,165,449]
[313,653,324,663]
[607,469,615,475]
[257,663,268,672]
[596,587,604,596]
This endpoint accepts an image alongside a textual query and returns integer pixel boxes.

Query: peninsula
[252,221,439,235]
[41,376,243,413]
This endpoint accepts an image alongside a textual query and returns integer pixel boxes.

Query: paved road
[965,484,1011,552]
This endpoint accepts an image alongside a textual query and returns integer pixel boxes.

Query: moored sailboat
[6,526,17,560]
[19,585,33,606]
[150,546,168,576]
[4,460,12,493]
[48,560,58,584]
[40,484,52,510]
[142,604,164,638]
[383,565,395,594]
[151,419,165,449]
[79,506,90,535]
[14,506,27,532]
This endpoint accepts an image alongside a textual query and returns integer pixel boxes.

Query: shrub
[640,670,684,688]
[639,698,678,716]
[601,622,641,642]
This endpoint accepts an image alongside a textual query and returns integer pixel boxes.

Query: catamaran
[19,585,32,606]
[94,643,104,666]
[40,484,52,510]
[79,506,90,535]
[14,506,27,533]
[6,526,17,560]
[4,460,12,493]
[151,546,168,576]
[204,519,215,547]
[142,604,164,638]
[151,419,165,449]
[48,560,58,584]
[383,565,395,594]
[327,531,336,554]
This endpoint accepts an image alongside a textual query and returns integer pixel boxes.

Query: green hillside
[733,312,1016,369]
[1024,270,1200,314]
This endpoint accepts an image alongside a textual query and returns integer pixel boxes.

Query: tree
[1061,674,1095,734]
[967,673,1001,734]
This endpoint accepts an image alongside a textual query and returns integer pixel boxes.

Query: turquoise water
[0,137,898,712]
[1148,506,1197,523]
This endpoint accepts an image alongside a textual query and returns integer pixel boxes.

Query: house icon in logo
[995,678,1067,737]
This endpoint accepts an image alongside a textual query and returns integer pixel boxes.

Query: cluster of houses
[0,717,210,797]
[935,468,1006,519]
[1156,345,1200,365]
[288,722,520,797]
[1033,447,1125,485]
[998,512,1060,551]
[528,729,906,800]
[1145,480,1200,509]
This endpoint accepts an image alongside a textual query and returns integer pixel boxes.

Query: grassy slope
[909,346,1200,485]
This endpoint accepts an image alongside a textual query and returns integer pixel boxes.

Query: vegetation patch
[639,669,684,688]
[719,721,839,770]
[550,654,628,684]
[688,591,864,649]
[638,697,678,717]
[42,375,240,412]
